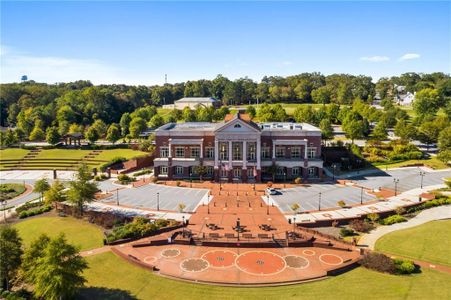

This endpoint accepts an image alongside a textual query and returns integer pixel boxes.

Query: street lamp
[116,188,119,206]
[207,194,210,214]
[318,192,322,211]
[419,170,426,189]
[157,192,160,211]
[266,195,270,215]
[182,215,185,236]
[360,186,364,205]
[293,216,296,232]
[332,164,337,181]
[393,178,400,196]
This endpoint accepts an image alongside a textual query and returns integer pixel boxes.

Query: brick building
[154,113,323,182]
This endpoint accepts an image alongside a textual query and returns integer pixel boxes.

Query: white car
[266,187,277,195]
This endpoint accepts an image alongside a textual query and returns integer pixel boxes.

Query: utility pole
[318,192,322,211]
[157,192,160,211]
[419,170,425,189]
[393,178,399,196]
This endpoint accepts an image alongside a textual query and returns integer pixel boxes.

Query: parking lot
[100,184,209,212]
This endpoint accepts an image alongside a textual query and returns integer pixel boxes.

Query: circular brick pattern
[236,251,286,275]
[319,254,343,266]
[302,250,316,256]
[202,250,237,268]
[180,258,209,272]
[161,248,181,258]
[143,256,157,264]
[284,255,309,269]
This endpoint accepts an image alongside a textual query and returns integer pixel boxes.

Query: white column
[228,141,232,168]
[242,140,247,169]
[272,142,276,159]
[168,143,172,158]
[256,137,261,170]
[199,142,203,159]
[214,138,219,168]
[304,140,308,159]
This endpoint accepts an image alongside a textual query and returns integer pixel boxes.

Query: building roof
[259,122,320,132]
[155,122,217,132]
[174,97,218,103]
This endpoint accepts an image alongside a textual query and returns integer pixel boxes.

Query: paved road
[358,206,451,249]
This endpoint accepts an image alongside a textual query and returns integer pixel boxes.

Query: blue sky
[1,1,449,85]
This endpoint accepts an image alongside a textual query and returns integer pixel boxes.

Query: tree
[67,164,98,215]
[34,178,50,202]
[0,226,23,290]
[394,119,415,143]
[44,180,66,208]
[148,114,164,129]
[29,125,45,141]
[290,203,300,215]
[438,126,451,151]
[119,112,132,136]
[22,234,87,300]
[417,121,440,149]
[106,123,121,144]
[343,119,365,143]
[85,126,99,144]
[129,117,147,138]
[91,119,107,137]
[68,123,84,134]
[246,105,256,119]
[371,121,388,141]
[46,126,61,145]
[193,165,208,181]
[413,88,442,118]
[319,119,333,144]
[311,86,331,105]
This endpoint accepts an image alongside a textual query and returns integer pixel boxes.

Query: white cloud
[0,45,126,84]
[399,53,420,61]
[360,56,390,62]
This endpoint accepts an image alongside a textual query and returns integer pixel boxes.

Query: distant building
[162,97,220,110]
[396,92,415,106]
[153,113,323,182]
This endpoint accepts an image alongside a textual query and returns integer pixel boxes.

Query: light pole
[207,194,210,214]
[393,178,399,196]
[332,164,337,181]
[266,195,270,215]
[293,216,296,232]
[419,170,425,189]
[360,186,364,205]
[116,188,119,206]
[157,192,160,211]
[182,215,185,236]
[318,192,322,211]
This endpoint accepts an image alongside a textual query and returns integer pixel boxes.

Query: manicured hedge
[18,205,52,219]
[381,214,407,225]
[106,217,172,243]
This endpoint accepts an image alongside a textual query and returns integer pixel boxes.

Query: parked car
[266,187,277,195]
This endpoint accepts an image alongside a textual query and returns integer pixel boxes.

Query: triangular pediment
[215,117,261,133]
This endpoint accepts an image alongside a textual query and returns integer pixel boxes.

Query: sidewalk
[358,205,451,249]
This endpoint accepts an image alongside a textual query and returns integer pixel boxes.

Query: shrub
[360,252,396,274]
[117,174,136,184]
[395,206,406,215]
[16,201,43,213]
[18,205,52,219]
[382,214,407,225]
[393,258,416,274]
[176,181,181,187]
[133,169,152,177]
[339,227,354,237]
[367,213,380,223]
[294,177,302,184]
[106,216,174,243]
[178,203,186,212]
[100,156,127,172]
[267,181,273,187]
[337,200,346,208]
[349,219,374,233]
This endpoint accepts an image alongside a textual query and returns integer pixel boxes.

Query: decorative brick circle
[180,258,209,272]
[202,250,237,268]
[284,255,309,269]
[143,256,157,264]
[302,250,316,256]
[319,254,343,266]
[161,248,181,258]
[236,251,286,275]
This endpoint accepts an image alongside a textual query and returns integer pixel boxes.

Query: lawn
[0,183,26,201]
[94,149,148,161]
[374,157,449,170]
[79,252,451,300]
[14,216,104,251]
[375,220,451,267]
[0,148,29,160]
[34,149,92,160]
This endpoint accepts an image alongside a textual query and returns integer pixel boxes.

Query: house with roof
[153,113,323,182]
[162,97,221,110]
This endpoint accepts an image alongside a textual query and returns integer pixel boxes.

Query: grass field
[80,251,451,300]
[0,148,29,160]
[14,216,104,251]
[34,149,92,160]
[94,149,148,161]
[375,220,451,267]
[373,157,449,170]
[0,183,26,201]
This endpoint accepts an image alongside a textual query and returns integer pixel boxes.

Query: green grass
[80,252,451,300]
[14,216,104,251]
[94,149,148,161]
[374,157,449,170]
[233,103,330,115]
[0,183,26,201]
[0,148,29,160]
[375,220,451,267]
[33,149,93,160]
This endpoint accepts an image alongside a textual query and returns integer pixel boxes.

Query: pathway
[357,205,451,249]
[80,246,111,257]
